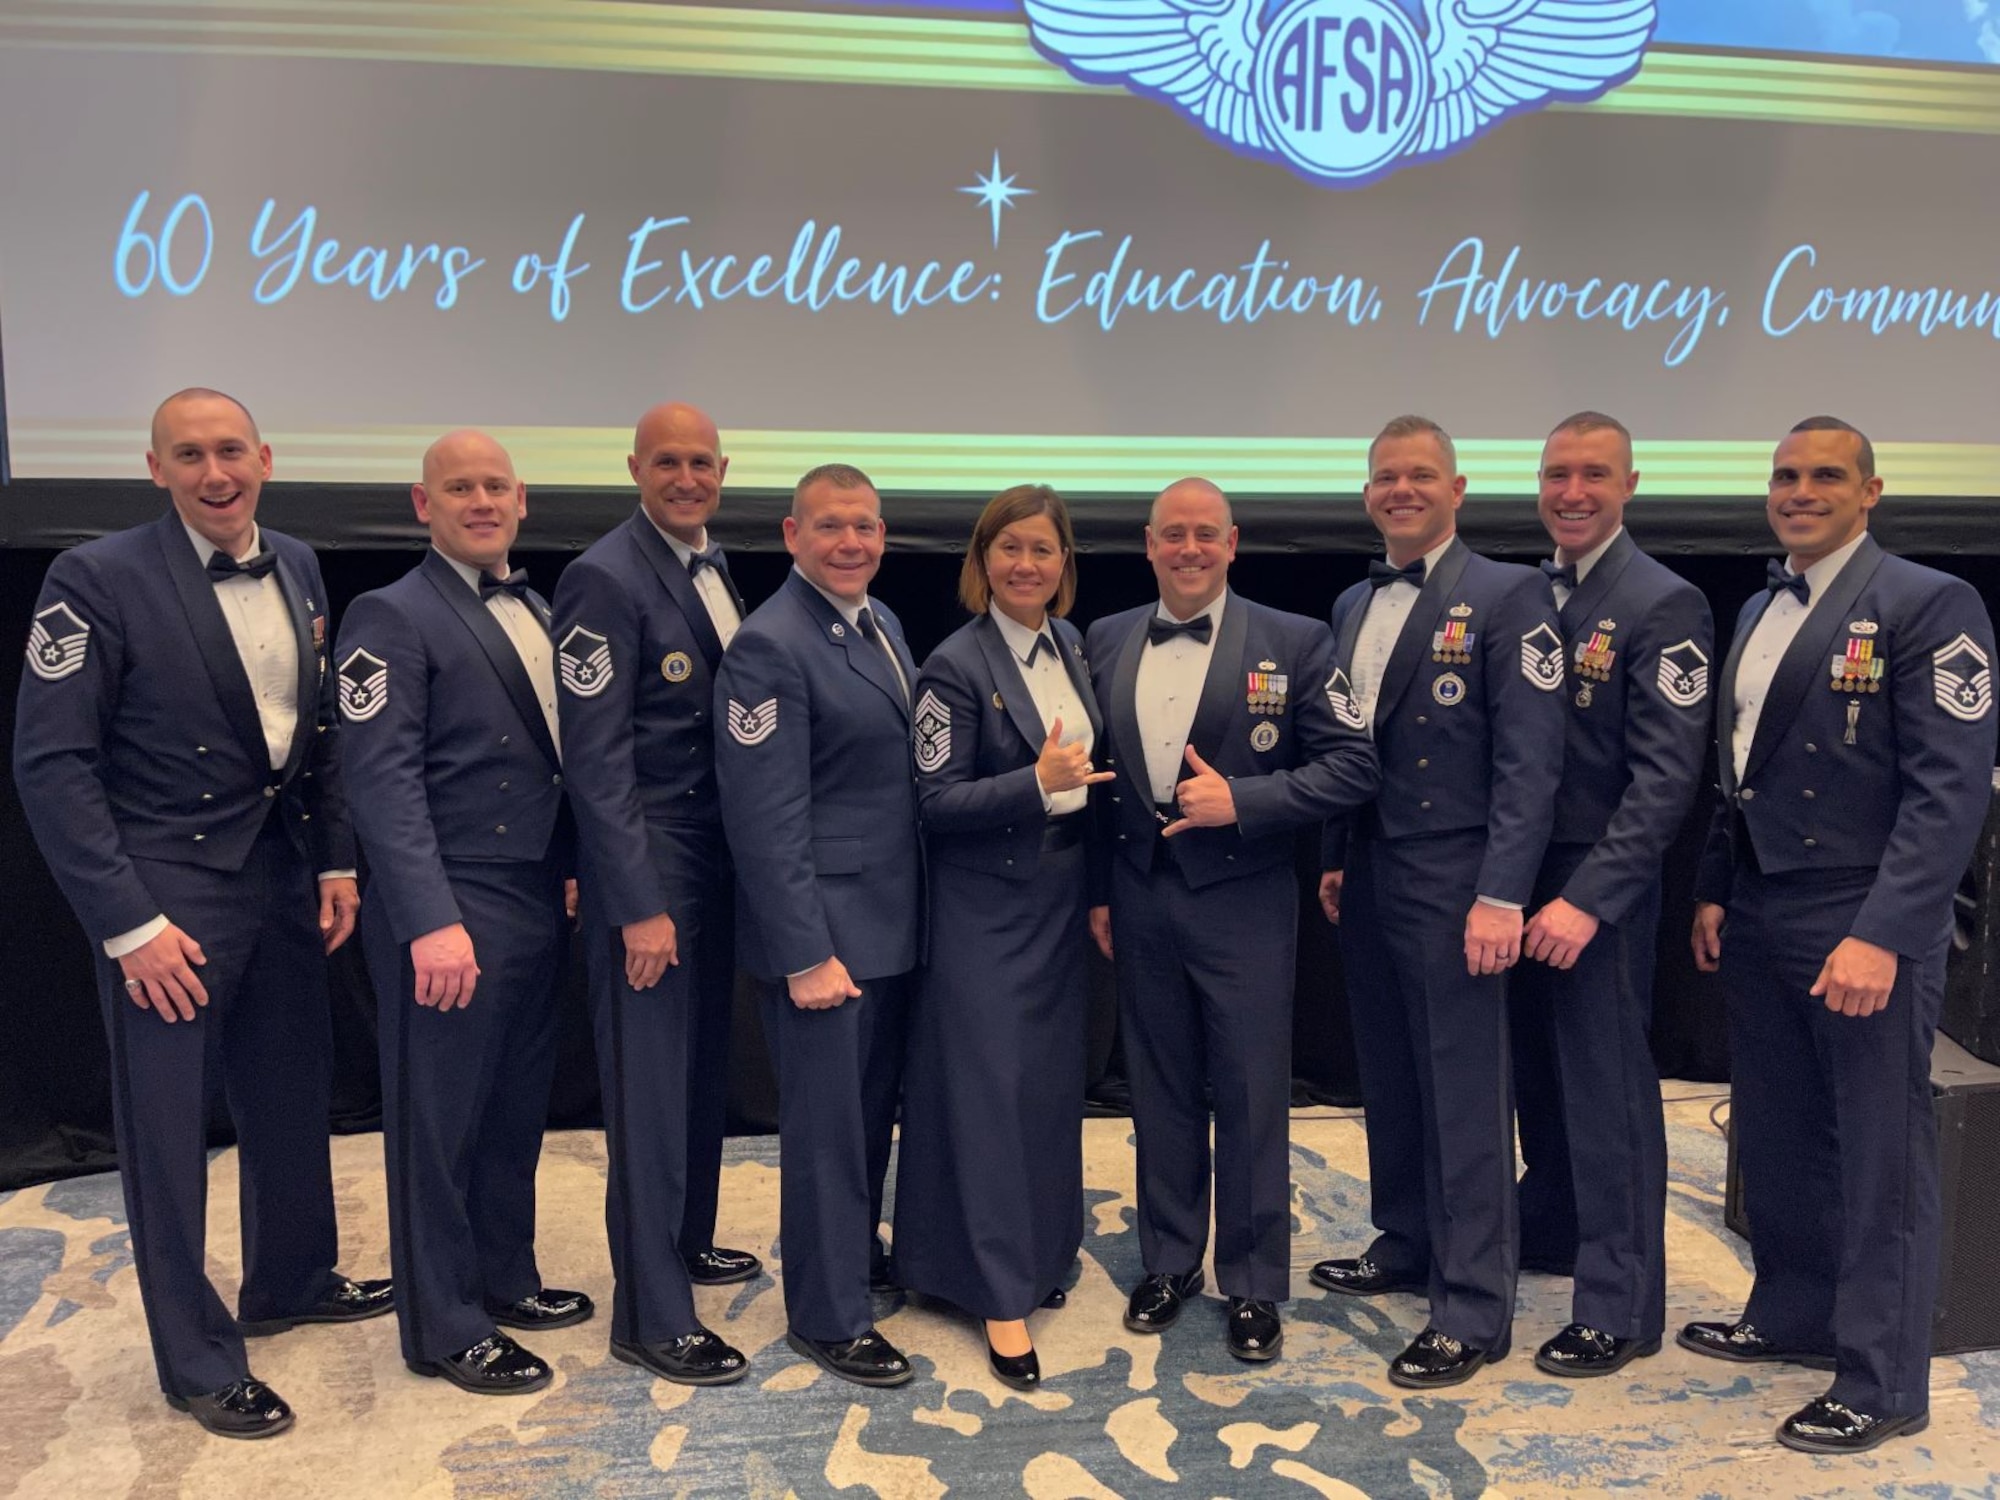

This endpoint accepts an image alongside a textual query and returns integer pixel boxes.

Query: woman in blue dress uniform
[892,485,1111,1390]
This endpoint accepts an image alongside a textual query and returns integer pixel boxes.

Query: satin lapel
[1742,536,1885,787]
[272,553,320,783]
[1715,593,1767,799]
[1559,530,1636,637]
[1186,592,1249,762]
[420,552,560,770]
[631,514,726,667]
[714,555,748,618]
[157,515,269,767]
[972,614,1049,756]
[1109,611,1151,806]
[1376,539,1470,725]
[1056,620,1105,742]
[1334,587,1366,671]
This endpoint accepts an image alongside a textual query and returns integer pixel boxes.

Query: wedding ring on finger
[124,979,143,993]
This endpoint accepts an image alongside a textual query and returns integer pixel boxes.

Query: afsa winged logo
[1023,0,1658,189]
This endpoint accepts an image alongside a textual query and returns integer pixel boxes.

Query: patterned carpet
[2,1088,1997,1498]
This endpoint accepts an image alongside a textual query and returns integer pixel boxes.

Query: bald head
[151,387,258,454]
[413,428,525,572]
[1150,477,1233,530]
[630,402,727,545]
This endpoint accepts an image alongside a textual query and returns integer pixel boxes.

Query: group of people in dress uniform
[15,388,1995,1460]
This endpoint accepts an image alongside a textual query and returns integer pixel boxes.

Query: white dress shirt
[106,523,342,960]
[1351,535,1457,727]
[1549,525,1624,612]
[990,606,1093,817]
[440,552,560,759]
[646,512,742,649]
[1730,530,1870,784]
[1135,590,1226,804]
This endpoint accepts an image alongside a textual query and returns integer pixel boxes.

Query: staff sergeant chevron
[1023,0,1658,190]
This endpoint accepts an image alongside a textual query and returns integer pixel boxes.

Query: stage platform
[2,1088,1995,1498]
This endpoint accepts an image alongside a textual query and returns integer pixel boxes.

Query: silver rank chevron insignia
[1324,667,1367,731]
[25,601,90,682]
[1520,623,1564,692]
[913,688,952,773]
[727,696,778,746]
[338,647,388,722]
[1933,633,1994,723]
[1656,639,1710,708]
[559,626,614,699]
[1021,0,1656,192]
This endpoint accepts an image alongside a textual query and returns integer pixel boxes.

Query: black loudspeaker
[1725,1033,2000,1354]
[1941,777,2000,1065]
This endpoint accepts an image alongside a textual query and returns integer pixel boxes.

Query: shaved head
[422,428,516,489]
[630,401,727,545]
[633,401,720,457]
[151,387,257,454]
[1150,477,1233,529]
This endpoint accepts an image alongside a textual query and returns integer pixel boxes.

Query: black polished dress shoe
[1389,1327,1504,1389]
[1675,1320,1836,1370]
[786,1327,914,1387]
[1307,1256,1425,1298]
[240,1275,395,1336]
[1534,1324,1661,1378]
[611,1329,749,1386]
[869,1252,900,1295]
[166,1376,294,1439]
[1123,1269,1204,1334]
[487,1287,595,1331]
[407,1332,553,1394]
[683,1247,763,1286]
[986,1335,1041,1391]
[1039,1286,1068,1310]
[1776,1396,1930,1455]
[1226,1298,1283,1363]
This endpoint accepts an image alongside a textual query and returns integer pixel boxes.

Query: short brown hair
[1546,410,1634,469]
[1789,416,1876,480]
[958,484,1078,618]
[792,462,877,517]
[1370,414,1456,474]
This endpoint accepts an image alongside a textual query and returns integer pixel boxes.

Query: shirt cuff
[104,915,169,959]
[317,869,358,882]
[1475,895,1524,911]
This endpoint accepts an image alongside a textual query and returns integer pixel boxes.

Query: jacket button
[262,786,276,798]
[496,825,508,835]
[1740,788,1756,801]
[1804,837,1817,848]
[694,711,704,722]
[1111,796,1121,805]
[1225,854,1236,862]
[1005,858,1014,867]
[1005,827,1014,835]
[1118,834,1128,842]
[195,745,208,755]
[1420,800,1433,811]
[1805,742,1818,753]
[1802,789,1815,800]
[301,813,312,822]
[500,735,511,746]
[1416,716,1428,726]
[192,833,206,842]
[552,774,562,785]
[1417,758,1430,769]
[500,780,511,791]
[201,793,214,802]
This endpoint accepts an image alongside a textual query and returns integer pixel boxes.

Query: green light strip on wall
[13,424,1997,496]
[2,0,1998,134]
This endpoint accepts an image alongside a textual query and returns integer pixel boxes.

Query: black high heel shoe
[985,1333,1041,1391]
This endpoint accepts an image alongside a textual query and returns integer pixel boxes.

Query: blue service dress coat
[891,612,1102,1320]
[1696,534,1997,1420]
[1087,591,1381,1301]
[713,568,922,1342]
[1324,537,1565,1353]
[1508,530,1712,1340]
[553,511,747,1346]
[337,549,571,1365]
[13,511,350,1399]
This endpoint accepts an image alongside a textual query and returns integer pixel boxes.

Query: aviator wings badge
[1023,0,1657,191]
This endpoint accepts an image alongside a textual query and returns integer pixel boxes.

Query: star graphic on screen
[959,151,1033,248]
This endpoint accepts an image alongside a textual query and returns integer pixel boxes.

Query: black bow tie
[1024,634,1057,666]
[1540,559,1578,590]
[480,567,532,601]
[1765,558,1811,606]
[1368,558,1425,591]
[207,549,278,582]
[1148,614,1213,646]
[688,544,725,576]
